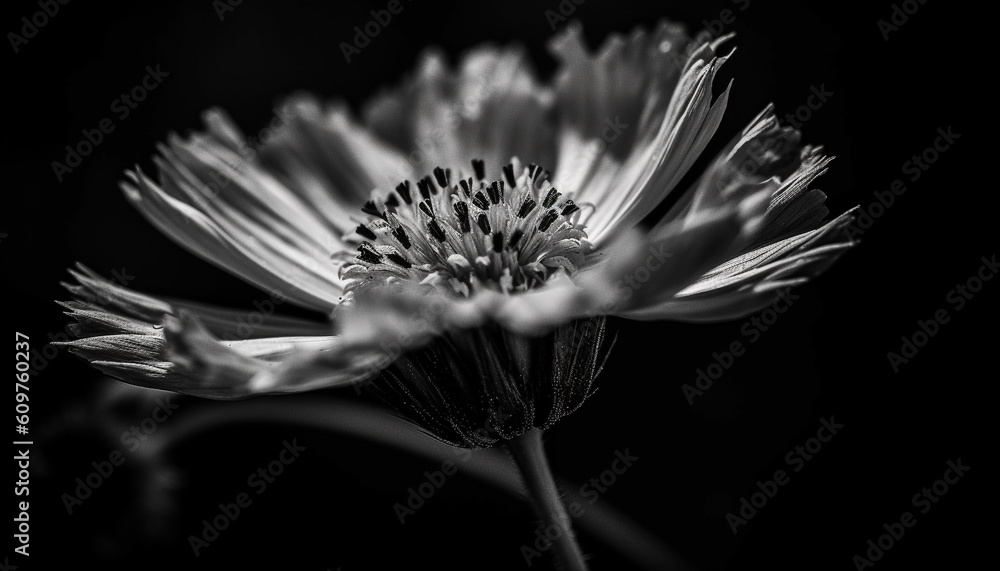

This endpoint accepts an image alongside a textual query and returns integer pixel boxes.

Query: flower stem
[151,397,689,570]
[508,428,588,571]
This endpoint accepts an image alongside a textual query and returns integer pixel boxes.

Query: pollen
[340,159,592,298]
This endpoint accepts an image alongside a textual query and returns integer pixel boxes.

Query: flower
[60,22,856,446]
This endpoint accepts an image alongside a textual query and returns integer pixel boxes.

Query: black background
[1,0,989,570]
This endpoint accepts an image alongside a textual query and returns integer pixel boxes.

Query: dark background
[1,0,989,569]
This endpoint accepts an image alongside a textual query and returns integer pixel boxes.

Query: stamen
[418,200,434,218]
[362,200,381,217]
[433,166,449,188]
[477,213,491,234]
[486,181,503,205]
[542,188,561,208]
[428,220,447,242]
[471,159,486,180]
[454,201,471,233]
[517,197,537,218]
[417,177,434,200]
[527,163,546,185]
[396,181,413,204]
[343,159,591,297]
[503,163,516,188]
[508,229,524,249]
[538,210,559,231]
[386,253,412,268]
[358,242,382,264]
[472,191,490,210]
[392,226,411,249]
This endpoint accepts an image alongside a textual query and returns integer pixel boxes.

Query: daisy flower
[59,21,856,570]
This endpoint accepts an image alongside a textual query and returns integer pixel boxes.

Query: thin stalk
[149,397,691,570]
[507,428,588,571]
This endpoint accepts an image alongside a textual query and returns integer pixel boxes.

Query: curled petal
[621,209,858,322]
[550,22,734,247]
[584,192,771,316]
[62,263,329,339]
[621,106,859,321]
[659,105,808,229]
[746,146,834,249]
[56,266,375,398]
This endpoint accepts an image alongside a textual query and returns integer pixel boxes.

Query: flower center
[339,159,591,299]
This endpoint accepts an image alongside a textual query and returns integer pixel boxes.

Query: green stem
[508,428,588,571]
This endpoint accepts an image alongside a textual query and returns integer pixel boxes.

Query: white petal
[620,210,858,322]
[362,47,555,179]
[258,96,415,234]
[122,115,354,310]
[657,105,811,230]
[58,267,375,398]
[163,312,379,398]
[745,146,834,249]
[549,23,733,248]
[123,166,344,312]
